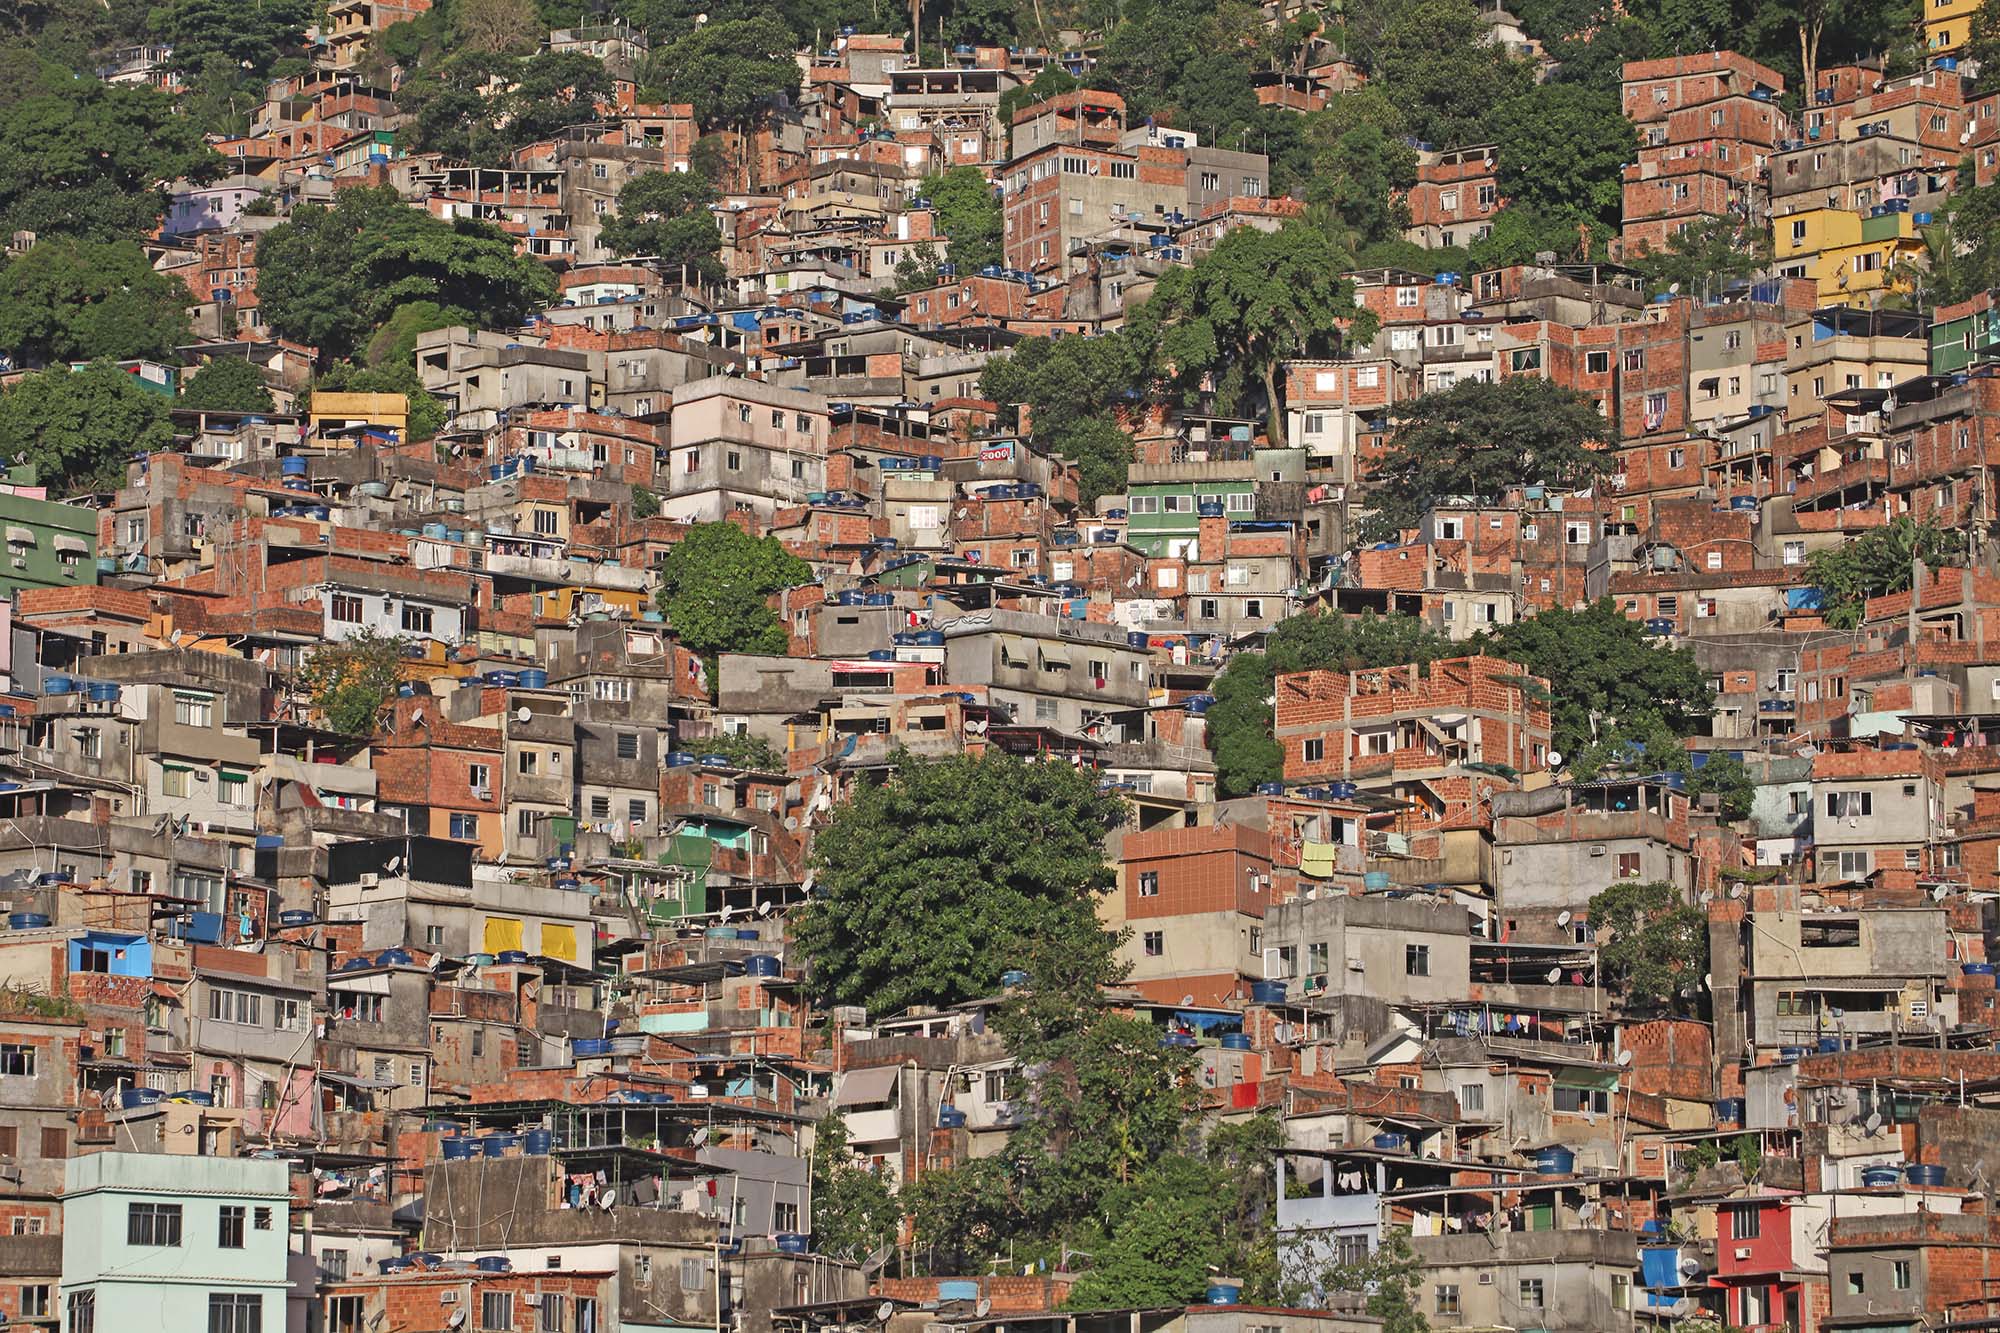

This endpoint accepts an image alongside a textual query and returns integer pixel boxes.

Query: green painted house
[1932,292,2000,375]
[0,469,98,595]
[1126,476,1256,557]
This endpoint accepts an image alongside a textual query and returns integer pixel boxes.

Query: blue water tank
[1715,1099,1744,1123]
[1255,782,1285,796]
[43,677,72,696]
[1206,1285,1242,1306]
[1818,1036,1844,1053]
[376,950,414,967]
[1374,1132,1408,1151]
[1000,969,1030,988]
[120,1087,167,1108]
[1219,1033,1252,1051]
[1363,871,1391,891]
[281,457,309,476]
[1907,1163,1946,1187]
[574,1038,612,1057]
[87,682,120,704]
[746,955,782,977]
[496,950,528,964]
[776,1232,810,1255]
[7,913,48,930]
[1535,1145,1576,1174]
[442,1137,478,1160]
[518,669,549,689]
[278,909,316,927]
[480,1136,519,1159]
[1966,963,1996,976]
[523,1129,553,1155]
[1861,1164,1901,1186]
[938,1106,968,1128]
[1249,980,1286,1005]
[474,1256,513,1272]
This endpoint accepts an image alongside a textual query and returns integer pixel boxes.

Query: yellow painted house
[1925,0,1981,53]
[1772,205,1929,301]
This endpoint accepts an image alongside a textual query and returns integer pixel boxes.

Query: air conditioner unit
[474,788,493,802]
[439,1291,458,1304]
[1589,845,1607,857]
[519,1296,540,1308]
[1477,1273,1494,1285]
[358,872,379,888]
[1735,1247,1753,1260]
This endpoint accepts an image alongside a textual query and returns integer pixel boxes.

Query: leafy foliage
[639,17,802,131]
[1205,613,1455,797]
[809,1114,898,1263]
[0,361,173,493]
[1482,599,1713,759]
[918,165,1004,276]
[1489,84,1634,233]
[689,731,784,771]
[1355,0,1533,147]
[1806,516,1965,629]
[297,629,408,738]
[654,521,812,674]
[980,332,1145,506]
[1362,376,1613,542]
[1630,216,1775,299]
[597,169,724,283]
[0,237,190,367]
[1131,224,1376,442]
[179,359,275,413]
[795,750,1126,1017]
[255,187,556,362]
[454,0,543,53]
[149,0,310,76]
[1318,1230,1430,1333]
[1687,751,1756,823]
[1587,879,1710,1015]
[1925,180,2000,307]
[0,77,220,241]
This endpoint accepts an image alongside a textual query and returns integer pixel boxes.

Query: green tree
[1204,613,1455,797]
[1466,206,1602,269]
[501,52,616,147]
[1969,0,2000,72]
[905,1156,1025,1274]
[1309,122,1416,252]
[918,165,1004,276]
[1320,1230,1429,1333]
[149,0,310,76]
[1630,216,1775,299]
[297,629,408,737]
[1925,180,2000,307]
[179,358,275,413]
[1489,84,1634,231]
[255,187,556,362]
[631,485,661,519]
[1688,751,1756,823]
[1131,224,1376,443]
[1805,515,1965,629]
[1363,0,1533,147]
[1362,376,1613,541]
[597,169,724,283]
[689,731,784,771]
[0,237,191,367]
[1482,598,1713,759]
[809,1114,898,1263]
[980,331,1145,506]
[640,17,802,134]
[795,750,1126,1017]
[654,521,812,672]
[0,80,220,240]
[0,361,173,493]
[1063,1155,1229,1309]
[1587,879,1709,1015]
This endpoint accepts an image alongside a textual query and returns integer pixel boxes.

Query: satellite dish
[599,1192,616,1211]
[1932,885,1948,900]
[1180,994,1195,1006]
[1578,1201,1598,1222]
[757,901,773,917]
[975,1300,993,1318]
[1703,973,1714,991]
[517,706,533,723]
[877,1303,897,1322]
[1546,967,1562,983]
[1617,1049,1634,1066]
[1557,910,1572,927]
[448,1312,468,1330]
[718,904,733,921]
[1547,751,1563,768]
[1865,1112,1883,1132]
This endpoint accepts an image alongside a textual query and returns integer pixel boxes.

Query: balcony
[485,550,650,592]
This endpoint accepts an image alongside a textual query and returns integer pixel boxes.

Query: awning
[833,1064,899,1107]
[319,1070,400,1091]
[51,535,88,554]
[5,526,33,546]
[1038,644,1070,667]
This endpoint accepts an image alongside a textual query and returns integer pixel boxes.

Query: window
[175,693,213,728]
[1520,1279,1545,1309]
[1138,871,1159,897]
[218,1205,245,1248]
[450,813,479,840]
[1460,1082,1485,1113]
[1623,349,1646,372]
[1586,351,1610,374]
[1732,1206,1761,1240]
[128,1202,183,1247]
[1406,944,1430,977]
[541,1293,568,1332]
[0,1044,33,1077]
[401,604,434,635]
[680,1259,706,1291]
[1615,852,1642,879]
[1304,738,1325,763]
[628,799,647,825]
[1846,1272,1865,1296]
[331,593,362,624]
[1435,1286,1460,1316]
[1396,286,1420,308]
[1826,790,1873,818]
[1792,219,1808,244]
[69,1292,96,1333]
[20,1285,49,1319]
[163,765,191,798]
[481,1291,514,1330]
[219,770,249,807]
[208,988,262,1026]
[1554,1085,1610,1114]
[1143,931,1164,957]
[1893,1260,1912,1290]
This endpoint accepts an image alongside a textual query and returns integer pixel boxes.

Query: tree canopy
[809,1114,898,1263]
[1132,224,1376,444]
[0,77,219,241]
[0,360,173,493]
[1630,216,1775,298]
[1362,376,1613,541]
[1587,879,1710,1015]
[1489,84,1634,234]
[981,331,1145,506]
[597,169,724,283]
[298,630,409,738]
[0,237,191,368]
[1482,598,1713,758]
[794,750,1127,1017]
[149,0,310,76]
[918,165,1004,276]
[654,521,813,676]
[639,18,802,132]
[255,187,557,362]
[1806,515,1965,630]
[179,359,276,413]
